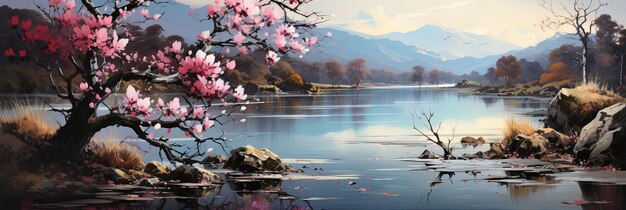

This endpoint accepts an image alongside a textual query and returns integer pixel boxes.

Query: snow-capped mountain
[379,25,523,59]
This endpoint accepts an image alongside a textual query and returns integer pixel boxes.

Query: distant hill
[378,25,523,59]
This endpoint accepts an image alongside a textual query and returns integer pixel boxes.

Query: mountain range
[2,1,582,75]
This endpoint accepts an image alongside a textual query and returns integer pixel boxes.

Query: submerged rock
[224,145,294,173]
[144,161,171,180]
[418,150,441,159]
[575,103,626,169]
[171,165,222,184]
[545,88,622,134]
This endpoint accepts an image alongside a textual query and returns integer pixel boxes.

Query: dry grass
[0,100,57,143]
[89,135,145,170]
[501,117,537,147]
[574,80,620,99]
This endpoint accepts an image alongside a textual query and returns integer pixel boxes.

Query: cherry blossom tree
[4,0,323,164]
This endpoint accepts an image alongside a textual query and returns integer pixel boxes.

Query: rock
[575,103,626,169]
[97,167,132,184]
[455,79,481,88]
[508,134,548,157]
[475,86,499,94]
[418,150,441,159]
[545,88,623,134]
[127,169,153,180]
[461,136,485,145]
[538,86,559,97]
[171,165,222,184]
[203,154,226,169]
[137,178,161,187]
[224,145,294,173]
[536,128,573,152]
[144,161,171,180]
[479,143,507,159]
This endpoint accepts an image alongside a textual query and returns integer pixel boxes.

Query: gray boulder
[536,128,573,152]
[575,103,626,169]
[545,88,622,134]
[224,145,294,173]
[508,134,548,157]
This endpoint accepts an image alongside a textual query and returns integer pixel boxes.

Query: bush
[88,139,145,170]
[502,117,536,148]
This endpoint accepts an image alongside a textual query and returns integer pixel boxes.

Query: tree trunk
[582,39,590,84]
[436,142,452,160]
[619,53,624,87]
[48,99,98,161]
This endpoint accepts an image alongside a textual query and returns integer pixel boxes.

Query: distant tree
[346,59,368,88]
[495,55,522,88]
[540,0,607,84]
[613,29,626,86]
[518,58,544,83]
[485,67,498,85]
[325,60,345,86]
[411,66,425,85]
[428,69,442,86]
[270,62,304,91]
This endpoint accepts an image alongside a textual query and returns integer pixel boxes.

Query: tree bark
[48,98,98,161]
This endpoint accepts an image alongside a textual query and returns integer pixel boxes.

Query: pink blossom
[203,117,214,129]
[154,123,161,130]
[153,14,162,20]
[10,15,18,28]
[226,60,236,70]
[197,30,211,41]
[125,85,139,103]
[65,0,76,10]
[265,51,280,65]
[208,3,223,16]
[89,102,95,109]
[79,82,89,91]
[233,32,245,45]
[193,124,203,134]
[233,85,247,100]
[170,41,182,53]
[305,36,318,46]
[169,97,181,113]
[263,7,283,25]
[4,48,15,57]
[140,9,150,18]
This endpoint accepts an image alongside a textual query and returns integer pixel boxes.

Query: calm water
[3,86,614,210]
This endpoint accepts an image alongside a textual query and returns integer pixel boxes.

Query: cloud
[176,0,210,8]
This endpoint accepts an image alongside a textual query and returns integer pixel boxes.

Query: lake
[4,85,624,210]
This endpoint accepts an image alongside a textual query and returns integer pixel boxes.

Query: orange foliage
[539,62,572,84]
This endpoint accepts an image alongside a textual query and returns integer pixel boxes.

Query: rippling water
[5,86,622,210]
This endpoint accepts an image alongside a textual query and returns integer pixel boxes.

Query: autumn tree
[346,58,368,88]
[539,0,607,84]
[411,66,425,85]
[495,55,521,88]
[485,67,498,85]
[428,69,442,86]
[3,0,321,163]
[539,45,582,84]
[325,60,345,86]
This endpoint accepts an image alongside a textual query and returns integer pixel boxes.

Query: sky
[177,0,626,47]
